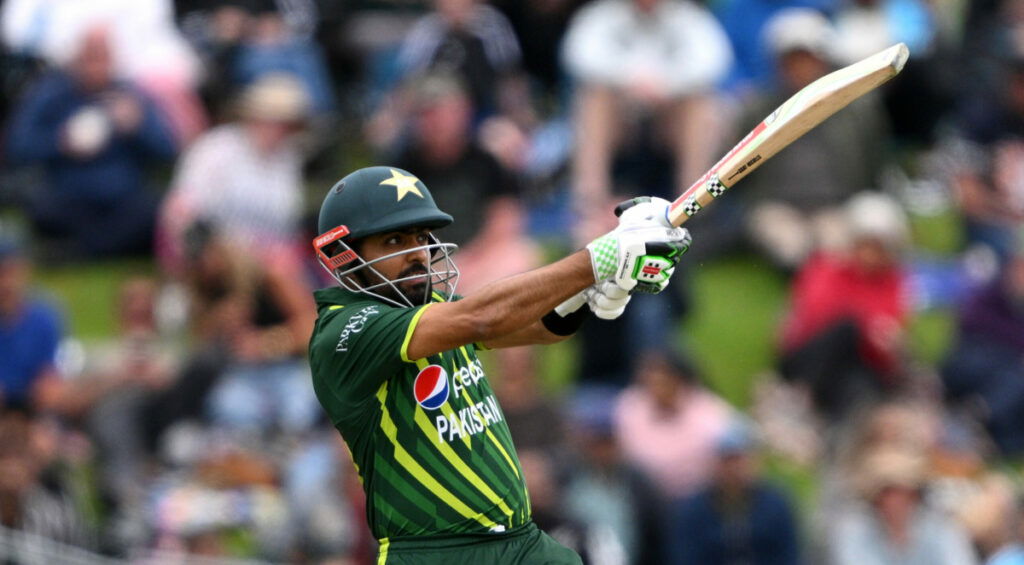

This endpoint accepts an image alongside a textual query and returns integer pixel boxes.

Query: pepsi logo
[414,365,449,410]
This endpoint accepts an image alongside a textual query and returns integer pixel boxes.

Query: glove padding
[586,224,691,292]
[585,281,631,320]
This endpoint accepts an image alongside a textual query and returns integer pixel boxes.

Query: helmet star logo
[379,169,424,201]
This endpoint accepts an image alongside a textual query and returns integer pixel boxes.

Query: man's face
[780,50,829,91]
[73,27,114,92]
[353,228,433,305]
[435,0,476,27]
[414,94,471,153]
[852,237,894,274]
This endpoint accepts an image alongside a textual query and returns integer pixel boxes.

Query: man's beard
[353,263,432,306]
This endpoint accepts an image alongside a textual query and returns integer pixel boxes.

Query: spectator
[829,446,977,565]
[813,400,943,549]
[1,0,206,144]
[738,9,889,270]
[942,235,1024,454]
[563,388,666,565]
[159,73,312,274]
[492,0,587,99]
[944,48,1024,264]
[396,0,523,117]
[778,192,911,419]
[0,237,64,415]
[711,0,838,95]
[0,413,95,556]
[613,350,735,500]
[231,4,337,118]
[672,418,801,565]
[181,222,318,436]
[78,277,179,538]
[560,0,728,388]
[561,0,733,238]
[4,25,178,259]
[365,0,530,155]
[394,74,540,291]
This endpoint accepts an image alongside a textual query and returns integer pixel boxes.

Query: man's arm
[406,251,594,360]
[479,319,570,349]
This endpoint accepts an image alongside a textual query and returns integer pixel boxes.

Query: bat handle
[554,293,587,317]
[613,197,652,217]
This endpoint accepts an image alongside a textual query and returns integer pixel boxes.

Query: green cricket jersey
[308,287,531,543]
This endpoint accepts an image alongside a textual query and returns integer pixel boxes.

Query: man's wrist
[541,304,593,336]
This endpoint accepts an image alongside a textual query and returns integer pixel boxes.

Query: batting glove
[552,280,631,321]
[586,224,691,292]
[585,281,632,319]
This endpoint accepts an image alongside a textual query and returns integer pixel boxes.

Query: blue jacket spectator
[671,419,801,565]
[4,27,177,258]
[674,481,801,565]
[0,240,63,412]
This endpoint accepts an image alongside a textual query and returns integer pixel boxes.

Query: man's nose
[408,245,429,264]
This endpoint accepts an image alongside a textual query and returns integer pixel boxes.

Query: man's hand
[584,281,631,320]
[586,219,690,292]
[551,280,631,322]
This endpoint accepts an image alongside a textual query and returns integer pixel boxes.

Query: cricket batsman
[308,166,691,564]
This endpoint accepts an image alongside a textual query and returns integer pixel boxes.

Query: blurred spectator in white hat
[711,0,838,96]
[777,192,912,420]
[738,8,891,272]
[829,445,977,565]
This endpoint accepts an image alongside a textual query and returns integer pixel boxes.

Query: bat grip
[554,293,587,317]
[613,197,651,217]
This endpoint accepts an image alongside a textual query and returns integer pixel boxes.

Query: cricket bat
[666,42,910,227]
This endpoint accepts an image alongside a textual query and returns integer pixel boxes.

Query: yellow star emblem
[379,169,424,201]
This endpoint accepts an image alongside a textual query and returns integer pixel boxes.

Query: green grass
[683,254,789,408]
[35,259,155,338]
[33,250,953,397]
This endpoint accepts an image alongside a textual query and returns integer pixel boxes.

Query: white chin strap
[322,235,460,308]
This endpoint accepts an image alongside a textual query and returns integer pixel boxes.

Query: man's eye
[386,237,400,245]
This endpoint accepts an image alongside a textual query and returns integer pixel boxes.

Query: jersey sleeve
[310,302,432,422]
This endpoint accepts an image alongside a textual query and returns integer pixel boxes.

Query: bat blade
[667,42,910,227]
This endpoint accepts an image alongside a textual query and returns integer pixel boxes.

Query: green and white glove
[554,196,690,324]
[586,224,690,293]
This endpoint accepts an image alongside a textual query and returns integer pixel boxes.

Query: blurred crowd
[0,0,1023,563]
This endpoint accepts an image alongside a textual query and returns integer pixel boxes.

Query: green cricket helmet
[313,166,460,307]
